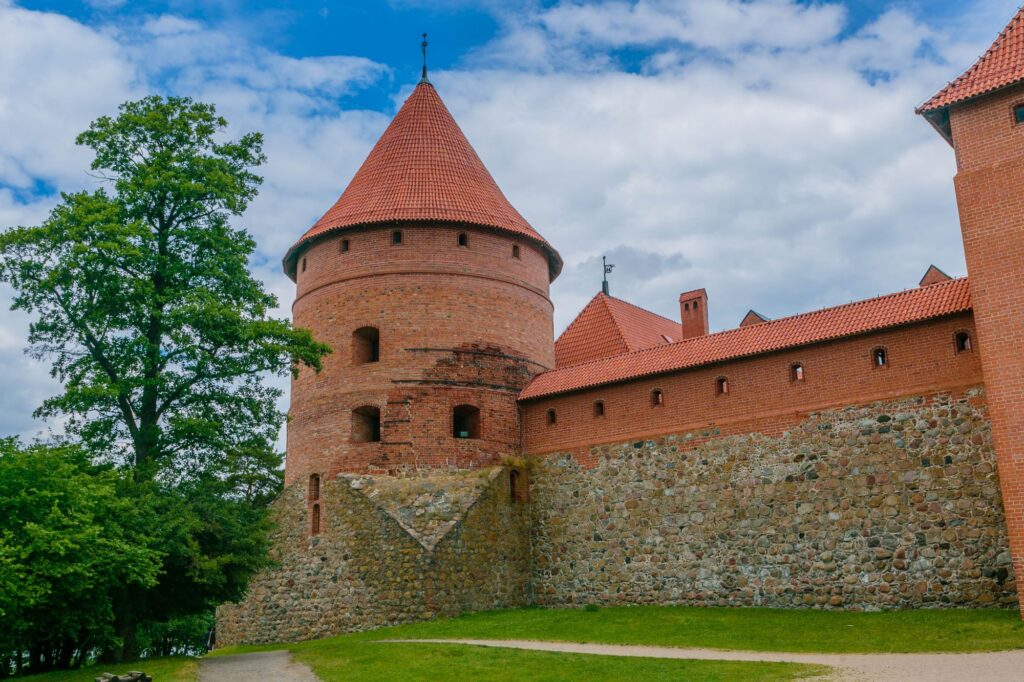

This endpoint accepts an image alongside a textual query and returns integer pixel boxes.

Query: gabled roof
[283,81,562,280]
[740,310,769,327]
[522,277,971,400]
[919,264,952,287]
[918,7,1024,141]
[554,292,680,368]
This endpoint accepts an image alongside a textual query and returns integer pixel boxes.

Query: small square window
[341,239,350,253]
[392,230,403,245]
[1015,104,1024,125]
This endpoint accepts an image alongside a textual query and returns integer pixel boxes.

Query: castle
[217,8,1024,644]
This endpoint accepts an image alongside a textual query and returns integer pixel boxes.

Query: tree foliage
[0,96,326,673]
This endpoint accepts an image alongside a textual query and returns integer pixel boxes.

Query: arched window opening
[453,404,481,439]
[716,377,730,395]
[392,230,403,245]
[310,503,321,536]
[352,406,381,443]
[308,474,320,502]
[684,302,690,311]
[301,257,307,273]
[872,347,888,368]
[955,331,972,353]
[693,300,700,310]
[457,232,468,247]
[791,363,805,382]
[594,400,605,417]
[546,408,557,425]
[341,239,350,253]
[651,389,664,407]
[353,327,380,364]
[512,244,521,259]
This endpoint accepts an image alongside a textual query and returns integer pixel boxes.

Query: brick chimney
[679,288,708,339]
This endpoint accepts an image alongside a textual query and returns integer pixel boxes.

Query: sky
[1,0,1020,445]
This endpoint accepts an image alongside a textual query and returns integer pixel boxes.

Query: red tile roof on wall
[918,7,1024,113]
[521,277,971,400]
[555,292,681,368]
[283,81,562,280]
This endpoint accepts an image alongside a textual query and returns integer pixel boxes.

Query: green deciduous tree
[0,96,329,670]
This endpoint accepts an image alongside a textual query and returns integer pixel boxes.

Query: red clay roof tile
[555,292,681,368]
[283,81,561,280]
[918,8,1024,113]
[522,277,971,400]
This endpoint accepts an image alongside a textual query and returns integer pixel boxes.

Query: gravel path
[199,651,320,682]
[382,638,1024,681]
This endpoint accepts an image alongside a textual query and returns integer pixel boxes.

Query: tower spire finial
[602,255,615,295]
[420,32,429,83]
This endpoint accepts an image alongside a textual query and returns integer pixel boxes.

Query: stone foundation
[216,466,531,645]
[531,389,1016,609]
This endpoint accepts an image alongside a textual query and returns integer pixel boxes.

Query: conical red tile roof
[284,81,561,280]
[918,7,1024,114]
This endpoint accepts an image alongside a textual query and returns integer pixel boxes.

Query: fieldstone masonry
[532,389,1016,609]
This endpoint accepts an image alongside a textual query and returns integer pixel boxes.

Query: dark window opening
[546,408,557,425]
[791,364,805,382]
[955,331,972,353]
[352,406,381,443]
[512,244,521,259]
[594,400,605,417]
[684,302,690,311]
[392,230,403,245]
[311,504,321,535]
[716,377,729,395]
[510,469,528,503]
[458,232,468,247]
[651,389,664,406]
[873,347,888,368]
[353,327,380,364]
[309,474,320,502]
[693,300,700,310]
[301,257,307,273]
[453,404,481,439]
[1015,104,1024,125]
[341,239,350,253]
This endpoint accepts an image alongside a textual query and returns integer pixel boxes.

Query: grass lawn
[17,657,197,682]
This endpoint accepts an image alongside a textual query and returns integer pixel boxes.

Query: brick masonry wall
[530,388,1017,609]
[286,223,556,483]
[523,314,982,457]
[949,83,1024,613]
[216,466,532,645]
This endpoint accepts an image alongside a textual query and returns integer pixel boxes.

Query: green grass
[17,657,197,681]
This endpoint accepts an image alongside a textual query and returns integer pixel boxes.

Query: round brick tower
[281,80,562,485]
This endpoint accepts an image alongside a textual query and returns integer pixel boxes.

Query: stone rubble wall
[216,466,531,645]
[531,389,1017,609]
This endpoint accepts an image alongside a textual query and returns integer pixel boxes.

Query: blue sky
[1,0,1020,442]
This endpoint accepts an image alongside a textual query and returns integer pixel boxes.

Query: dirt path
[382,638,1024,681]
[198,650,320,682]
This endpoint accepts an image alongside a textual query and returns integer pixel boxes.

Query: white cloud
[0,0,1008,446]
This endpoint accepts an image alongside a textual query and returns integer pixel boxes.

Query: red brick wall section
[949,82,1024,614]
[522,314,983,458]
[286,224,555,484]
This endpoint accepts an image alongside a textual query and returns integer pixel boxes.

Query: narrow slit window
[352,406,381,443]
[594,400,605,417]
[311,503,321,536]
[651,389,664,407]
[301,257,307,273]
[791,363,805,382]
[509,469,520,502]
[353,327,380,364]
[392,230,403,245]
[453,404,481,439]
[341,239,350,253]
[873,347,888,368]
[308,474,320,502]
[546,408,557,425]
[457,232,468,247]
[512,244,521,259]
[716,377,729,395]
[955,331,972,353]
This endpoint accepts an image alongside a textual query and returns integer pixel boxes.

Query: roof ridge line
[537,277,969,379]
[604,293,680,328]
[597,294,633,351]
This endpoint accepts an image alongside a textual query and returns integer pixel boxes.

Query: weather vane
[421,33,429,83]
[602,256,615,295]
